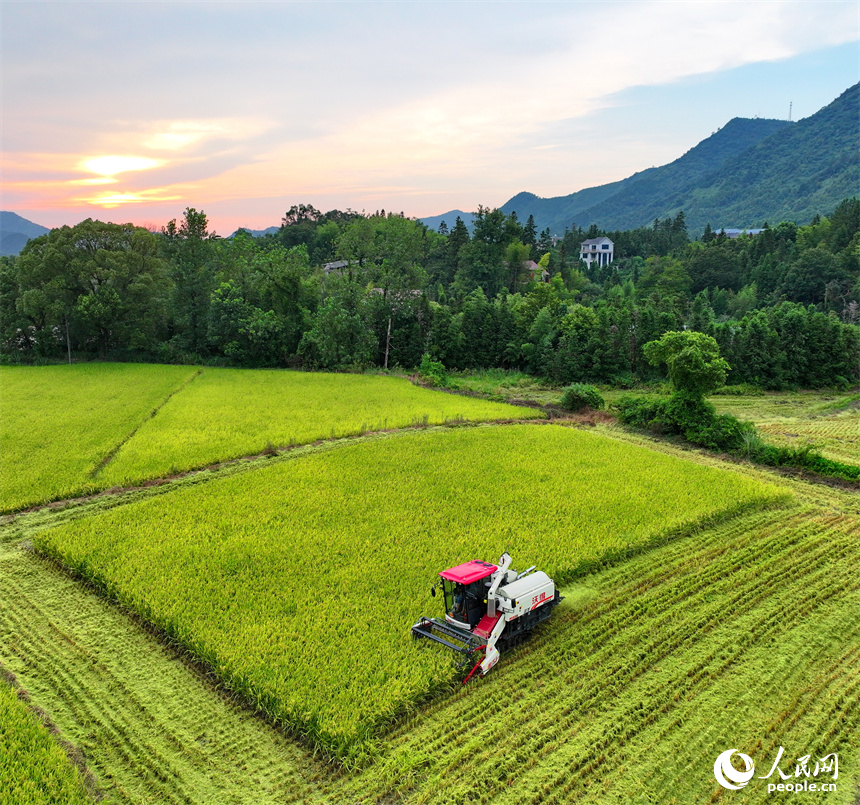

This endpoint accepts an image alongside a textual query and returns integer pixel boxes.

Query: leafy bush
[418,353,457,389]
[658,392,715,439]
[613,395,668,428]
[692,413,757,452]
[560,383,605,412]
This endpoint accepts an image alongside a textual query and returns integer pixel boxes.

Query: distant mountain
[678,83,860,231]
[230,225,280,238]
[418,210,476,233]
[522,116,791,234]
[424,83,858,237]
[0,212,50,256]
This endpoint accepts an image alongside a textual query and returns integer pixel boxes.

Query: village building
[718,228,766,239]
[580,236,614,267]
[524,260,550,282]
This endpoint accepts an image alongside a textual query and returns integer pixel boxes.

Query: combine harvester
[411,552,561,681]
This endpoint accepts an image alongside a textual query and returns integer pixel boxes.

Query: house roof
[580,237,613,247]
[718,228,765,239]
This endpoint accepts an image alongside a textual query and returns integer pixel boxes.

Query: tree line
[1,199,858,388]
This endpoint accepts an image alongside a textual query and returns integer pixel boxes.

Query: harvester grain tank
[410,552,561,679]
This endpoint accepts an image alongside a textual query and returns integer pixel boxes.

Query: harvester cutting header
[411,552,561,680]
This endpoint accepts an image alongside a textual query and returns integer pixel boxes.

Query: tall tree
[162,208,218,355]
[15,219,169,358]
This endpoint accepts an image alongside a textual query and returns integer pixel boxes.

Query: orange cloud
[81,155,163,176]
[78,189,183,208]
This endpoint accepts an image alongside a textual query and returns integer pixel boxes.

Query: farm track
[0,540,328,805]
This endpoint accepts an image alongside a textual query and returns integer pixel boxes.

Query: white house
[580,236,614,267]
[718,228,765,239]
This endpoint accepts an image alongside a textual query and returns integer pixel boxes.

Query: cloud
[81,156,163,176]
[2,1,857,229]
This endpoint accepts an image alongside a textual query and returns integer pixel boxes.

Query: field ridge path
[89,368,204,479]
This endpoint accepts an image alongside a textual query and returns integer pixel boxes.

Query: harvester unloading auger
[411,552,562,680]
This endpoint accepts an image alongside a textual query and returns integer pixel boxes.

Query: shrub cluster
[560,383,605,412]
[418,353,457,389]
[613,392,860,482]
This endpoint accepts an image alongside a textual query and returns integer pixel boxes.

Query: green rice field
[2,364,858,803]
[0,364,537,513]
[0,679,91,805]
[34,424,782,763]
[0,364,198,513]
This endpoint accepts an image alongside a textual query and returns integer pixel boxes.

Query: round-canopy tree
[643,330,730,397]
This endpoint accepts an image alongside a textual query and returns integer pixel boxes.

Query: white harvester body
[411,552,561,679]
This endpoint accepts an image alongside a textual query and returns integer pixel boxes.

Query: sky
[2,0,858,235]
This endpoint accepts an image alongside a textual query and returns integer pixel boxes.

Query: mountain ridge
[423,83,859,236]
[0,211,50,257]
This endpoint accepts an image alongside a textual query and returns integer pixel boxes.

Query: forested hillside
[1,196,858,389]
[493,83,859,235]
[501,117,789,234]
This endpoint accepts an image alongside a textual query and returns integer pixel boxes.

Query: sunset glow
[82,190,182,208]
[2,1,857,233]
[81,156,162,176]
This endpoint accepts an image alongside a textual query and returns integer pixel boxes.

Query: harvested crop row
[0,539,325,805]
[348,507,860,804]
[758,415,860,465]
[0,364,198,513]
[34,424,782,763]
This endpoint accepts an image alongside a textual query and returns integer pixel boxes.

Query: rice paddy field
[32,425,782,763]
[0,364,199,513]
[1,364,858,804]
[0,364,535,513]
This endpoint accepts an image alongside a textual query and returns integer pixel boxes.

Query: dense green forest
[2,198,858,389]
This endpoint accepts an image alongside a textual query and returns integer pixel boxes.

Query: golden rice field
[34,424,784,764]
[0,681,91,805]
[0,364,536,514]
[0,364,198,513]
